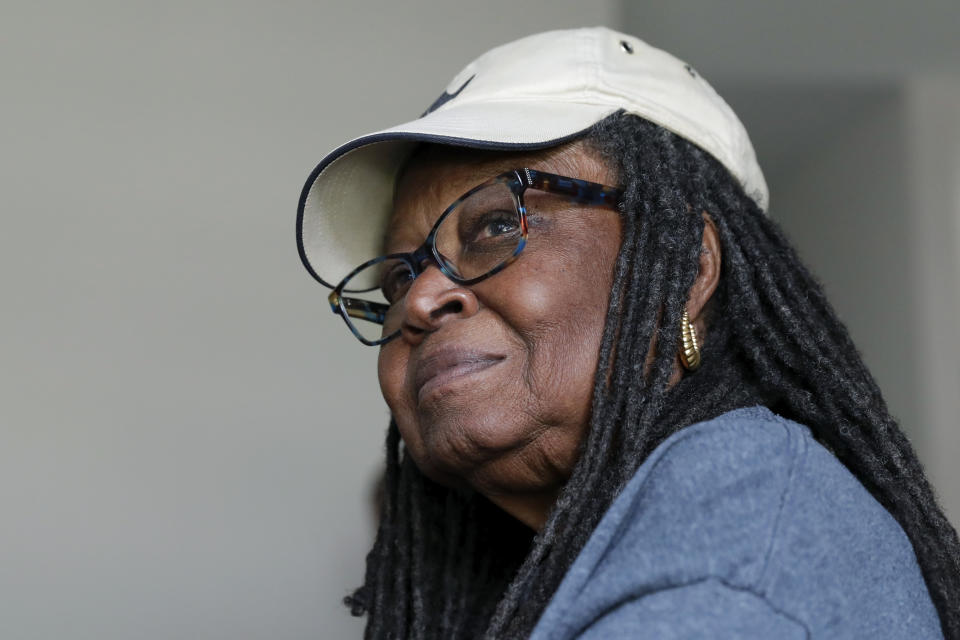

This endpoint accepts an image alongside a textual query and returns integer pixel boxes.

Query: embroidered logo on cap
[421,74,475,117]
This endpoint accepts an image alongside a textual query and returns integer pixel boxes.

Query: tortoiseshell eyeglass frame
[328,168,624,346]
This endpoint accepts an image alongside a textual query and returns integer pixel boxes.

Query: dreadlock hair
[344,111,960,639]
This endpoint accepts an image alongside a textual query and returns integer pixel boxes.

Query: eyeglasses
[328,168,624,345]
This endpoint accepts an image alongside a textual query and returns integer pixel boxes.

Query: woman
[297,28,959,638]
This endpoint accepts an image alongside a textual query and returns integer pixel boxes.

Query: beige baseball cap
[297,26,767,288]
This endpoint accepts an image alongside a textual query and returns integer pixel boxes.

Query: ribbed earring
[679,310,701,371]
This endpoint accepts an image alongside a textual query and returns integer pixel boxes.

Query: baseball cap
[297,26,767,289]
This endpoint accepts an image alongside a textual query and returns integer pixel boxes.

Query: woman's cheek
[377,345,409,417]
[498,266,562,329]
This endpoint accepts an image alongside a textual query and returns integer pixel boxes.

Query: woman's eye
[380,264,414,303]
[472,210,518,239]
[484,216,518,236]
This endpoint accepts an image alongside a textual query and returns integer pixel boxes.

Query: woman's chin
[418,416,530,474]
[417,420,569,499]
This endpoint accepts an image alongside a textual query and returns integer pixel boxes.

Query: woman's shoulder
[627,405,808,500]
[530,406,943,639]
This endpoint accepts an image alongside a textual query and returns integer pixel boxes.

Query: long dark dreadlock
[344,112,960,639]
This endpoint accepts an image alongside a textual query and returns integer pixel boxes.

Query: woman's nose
[399,265,479,343]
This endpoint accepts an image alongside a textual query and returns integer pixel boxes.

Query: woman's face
[377,141,621,528]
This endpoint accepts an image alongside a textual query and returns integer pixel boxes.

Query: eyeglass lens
[338,180,523,343]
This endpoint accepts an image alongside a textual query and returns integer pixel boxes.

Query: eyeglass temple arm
[328,291,388,324]
[524,169,624,208]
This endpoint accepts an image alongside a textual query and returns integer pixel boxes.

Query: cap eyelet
[620,40,634,54]
[684,64,698,78]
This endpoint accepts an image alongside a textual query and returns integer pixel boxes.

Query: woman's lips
[413,348,506,403]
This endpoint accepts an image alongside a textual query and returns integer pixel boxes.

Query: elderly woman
[297,28,958,639]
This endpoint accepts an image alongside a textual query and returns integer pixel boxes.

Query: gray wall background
[2,1,957,639]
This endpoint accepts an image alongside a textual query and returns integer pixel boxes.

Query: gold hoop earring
[679,310,701,371]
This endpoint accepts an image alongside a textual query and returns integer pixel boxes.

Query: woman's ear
[685,212,721,325]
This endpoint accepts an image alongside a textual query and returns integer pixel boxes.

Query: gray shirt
[530,406,943,639]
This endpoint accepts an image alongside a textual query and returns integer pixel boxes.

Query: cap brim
[297,100,618,288]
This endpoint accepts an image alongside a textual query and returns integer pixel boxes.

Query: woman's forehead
[382,141,610,251]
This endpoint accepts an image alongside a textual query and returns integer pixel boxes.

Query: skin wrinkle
[466,411,578,499]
